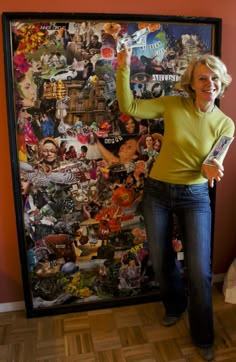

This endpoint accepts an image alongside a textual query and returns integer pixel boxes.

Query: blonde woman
[116,45,234,361]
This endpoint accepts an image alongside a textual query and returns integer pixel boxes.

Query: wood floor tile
[144,323,181,342]
[96,348,125,362]
[64,333,94,355]
[136,302,163,326]
[0,326,7,345]
[63,314,90,334]
[35,338,65,360]
[4,318,37,344]
[122,343,158,362]
[119,325,147,346]
[113,306,143,328]
[38,318,64,340]
[153,339,184,361]
[0,345,9,362]
[92,333,121,352]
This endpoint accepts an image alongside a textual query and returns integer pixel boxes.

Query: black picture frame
[2,12,221,318]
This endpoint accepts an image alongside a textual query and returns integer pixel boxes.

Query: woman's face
[154,139,161,151]
[42,142,58,164]
[18,108,32,119]
[125,118,136,134]
[152,84,162,97]
[191,64,221,103]
[20,173,31,195]
[118,139,137,159]
[145,136,153,148]
[17,72,37,107]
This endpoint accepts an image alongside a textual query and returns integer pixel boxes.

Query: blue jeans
[143,177,214,347]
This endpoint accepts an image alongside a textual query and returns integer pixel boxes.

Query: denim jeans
[143,177,214,347]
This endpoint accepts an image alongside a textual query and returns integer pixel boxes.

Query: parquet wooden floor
[0,285,236,361]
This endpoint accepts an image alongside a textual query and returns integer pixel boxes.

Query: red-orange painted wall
[1,0,236,304]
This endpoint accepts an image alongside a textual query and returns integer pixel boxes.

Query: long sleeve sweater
[116,67,235,185]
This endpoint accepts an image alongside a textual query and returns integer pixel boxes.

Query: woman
[38,137,60,174]
[119,114,139,136]
[152,133,163,153]
[116,45,234,361]
[15,69,37,108]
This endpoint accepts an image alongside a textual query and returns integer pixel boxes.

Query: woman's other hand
[201,158,224,188]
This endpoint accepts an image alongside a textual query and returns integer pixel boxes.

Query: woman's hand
[117,44,132,68]
[201,158,224,188]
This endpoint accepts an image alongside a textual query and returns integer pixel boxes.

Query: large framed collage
[2,13,221,317]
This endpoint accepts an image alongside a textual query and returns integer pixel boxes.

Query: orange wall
[1,0,236,303]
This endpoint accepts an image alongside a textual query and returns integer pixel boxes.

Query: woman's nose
[206,78,214,85]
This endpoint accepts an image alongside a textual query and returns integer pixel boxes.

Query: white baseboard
[0,301,25,313]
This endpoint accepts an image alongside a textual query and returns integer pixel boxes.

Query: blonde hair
[181,54,232,99]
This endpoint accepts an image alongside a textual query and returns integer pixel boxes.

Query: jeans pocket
[186,183,209,195]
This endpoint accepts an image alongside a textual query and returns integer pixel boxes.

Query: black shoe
[161,314,181,327]
[198,346,215,361]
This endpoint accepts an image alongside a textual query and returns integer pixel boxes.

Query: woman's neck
[194,100,215,113]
